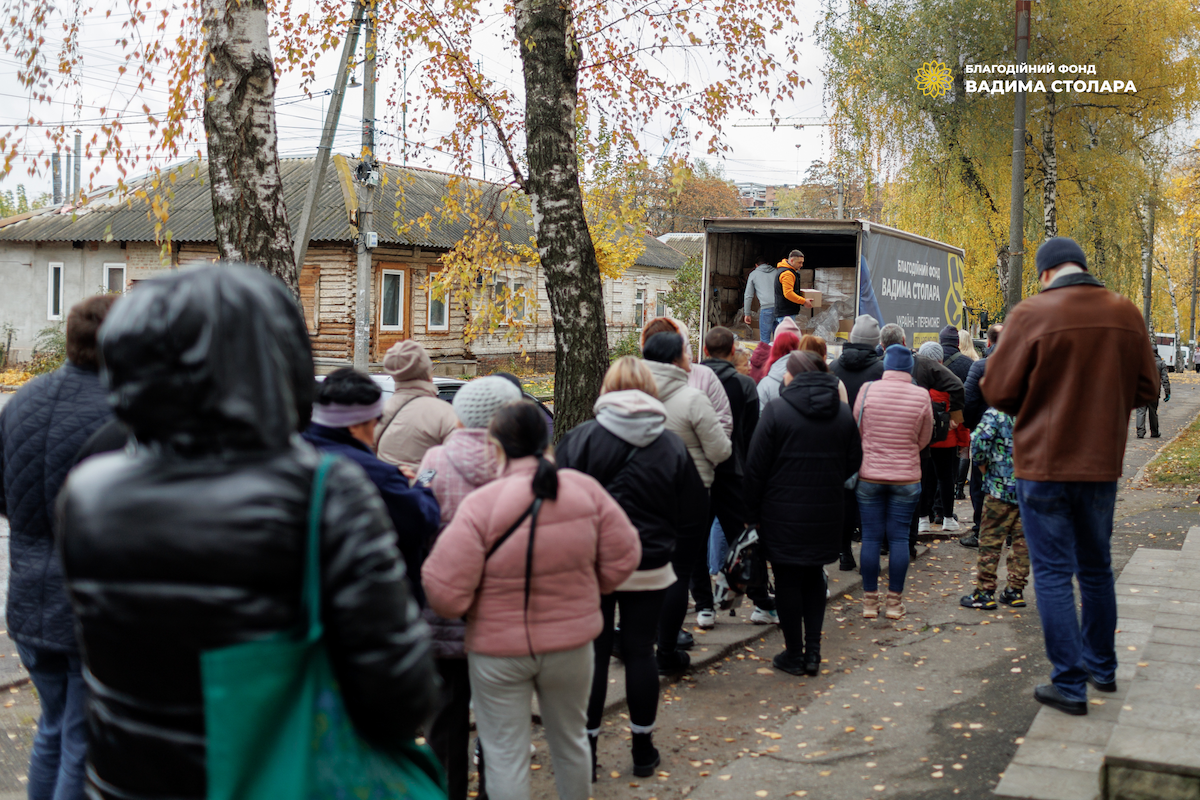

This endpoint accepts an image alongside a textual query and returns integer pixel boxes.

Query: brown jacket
[981,274,1159,482]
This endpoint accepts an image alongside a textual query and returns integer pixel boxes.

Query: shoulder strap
[945,352,963,367]
[374,393,422,446]
[303,454,338,640]
[486,499,540,560]
[854,381,873,431]
[584,422,641,490]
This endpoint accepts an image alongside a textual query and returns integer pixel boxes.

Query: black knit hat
[1035,237,1088,275]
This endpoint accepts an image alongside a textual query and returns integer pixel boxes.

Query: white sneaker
[750,607,779,625]
[823,567,830,600]
[941,516,961,532]
[696,609,716,629]
[917,517,931,533]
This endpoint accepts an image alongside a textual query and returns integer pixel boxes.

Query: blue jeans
[16,642,88,800]
[856,481,921,593]
[1017,479,1119,702]
[757,307,776,343]
[708,518,729,574]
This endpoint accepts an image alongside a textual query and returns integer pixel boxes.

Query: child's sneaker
[960,588,997,610]
[998,587,1026,607]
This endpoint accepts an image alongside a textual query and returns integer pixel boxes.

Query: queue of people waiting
[0,238,1155,800]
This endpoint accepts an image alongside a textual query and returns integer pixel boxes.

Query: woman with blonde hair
[556,356,703,779]
[958,329,981,361]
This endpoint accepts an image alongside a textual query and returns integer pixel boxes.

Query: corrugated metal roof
[657,232,703,260]
[0,155,685,273]
[637,235,687,270]
[0,156,535,249]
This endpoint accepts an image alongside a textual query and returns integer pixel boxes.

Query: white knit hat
[452,376,522,429]
[918,341,944,363]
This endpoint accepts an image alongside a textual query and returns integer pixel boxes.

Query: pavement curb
[1128,404,1200,486]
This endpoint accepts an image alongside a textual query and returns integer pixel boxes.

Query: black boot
[803,645,820,677]
[588,733,598,783]
[631,732,661,778]
[839,550,857,572]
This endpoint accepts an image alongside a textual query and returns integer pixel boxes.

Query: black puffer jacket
[556,395,702,570]
[0,362,112,652]
[963,357,989,430]
[830,343,884,408]
[702,357,759,472]
[744,373,862,566]
[57,265,436,799]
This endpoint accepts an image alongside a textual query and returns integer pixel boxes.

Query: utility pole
[293,0,365,272]
[1006,0,1031,313]
[73,130,82,201]
[353,2,377,371]
[836,172,844,220]
[51,152,62,205]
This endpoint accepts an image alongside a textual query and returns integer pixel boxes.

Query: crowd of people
[0,235,1163,800]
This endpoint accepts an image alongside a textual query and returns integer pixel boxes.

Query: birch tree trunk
[1041,91,1058,239]
[1137,189,1156,330]
[1155,257,1182,370]
[514,0,609,438]
[202,0,297,299]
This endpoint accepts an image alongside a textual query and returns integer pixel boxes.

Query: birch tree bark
[1040,91,1058,239]
[514,0,609,437]
[202,0,297,299]
[1137,188,1157,330]
[1155,257,1182,369]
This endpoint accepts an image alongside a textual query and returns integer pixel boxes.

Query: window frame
[634,287,645,326]
[103,262,127,294]
[512,281,526,321]
[427,271,449,332]
[655,290,667,318]
[380,269,405,331]
[47,262,64,320]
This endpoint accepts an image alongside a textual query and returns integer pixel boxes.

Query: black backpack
[929,395,952,443]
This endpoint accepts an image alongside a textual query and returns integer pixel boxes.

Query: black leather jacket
[57,265,436,798]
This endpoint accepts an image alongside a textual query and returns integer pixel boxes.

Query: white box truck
[700,218,968,348]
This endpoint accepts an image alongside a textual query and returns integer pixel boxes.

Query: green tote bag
[201,454,446,800]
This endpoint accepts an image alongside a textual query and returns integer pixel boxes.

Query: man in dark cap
[983,237,1159,717]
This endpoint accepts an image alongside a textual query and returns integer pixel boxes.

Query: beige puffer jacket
[644,361,731,487]
[375,381,460,472]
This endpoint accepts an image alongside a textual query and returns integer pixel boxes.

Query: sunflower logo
[915,61,953,98]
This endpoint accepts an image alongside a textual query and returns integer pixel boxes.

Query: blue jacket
[301,424,440,603]
[963,357,988,430]
[0,363,112,651]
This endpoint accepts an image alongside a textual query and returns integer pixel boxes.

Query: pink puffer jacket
[422,457,641,657]
[852,372,934,483]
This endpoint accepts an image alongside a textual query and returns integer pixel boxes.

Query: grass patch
[1146,411,1200,485]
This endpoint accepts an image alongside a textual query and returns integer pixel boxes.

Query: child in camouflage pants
[961,407,1029,610]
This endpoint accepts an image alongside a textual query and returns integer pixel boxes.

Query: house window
[495,278,509,324]
[656,291,667,318]
[634,288,645,325]
[513,281,526,321]
[104,263,126,294]
[48,262,64,320]
[381,270,404,330]
[428,277,448,332]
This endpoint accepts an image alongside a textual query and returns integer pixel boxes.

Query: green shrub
[29,324,66,375]
[609,329,642,361]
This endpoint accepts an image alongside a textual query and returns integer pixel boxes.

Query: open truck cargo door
[700,218,966,347]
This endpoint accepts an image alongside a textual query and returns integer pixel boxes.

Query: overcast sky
[0,0,834,201]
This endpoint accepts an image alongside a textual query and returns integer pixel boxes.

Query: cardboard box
[838,319,855,334]
[803,289,822,308]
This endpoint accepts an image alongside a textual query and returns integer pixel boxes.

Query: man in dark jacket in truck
[984,237,1159,717]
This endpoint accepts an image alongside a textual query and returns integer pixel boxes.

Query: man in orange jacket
[773,250,813,332]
